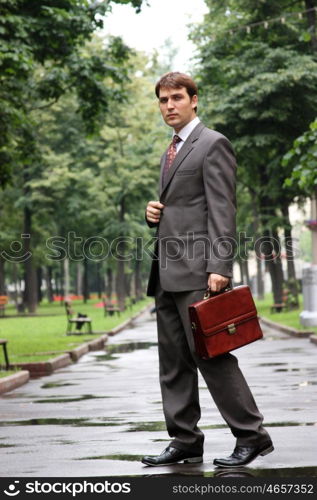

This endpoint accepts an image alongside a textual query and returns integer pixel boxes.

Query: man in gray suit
[142,72,273,468]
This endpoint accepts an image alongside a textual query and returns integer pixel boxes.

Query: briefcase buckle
[227,323,236,335]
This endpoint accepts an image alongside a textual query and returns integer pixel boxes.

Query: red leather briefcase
[188,285,263,359]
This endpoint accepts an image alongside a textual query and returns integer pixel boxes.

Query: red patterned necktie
[162,134,182,186]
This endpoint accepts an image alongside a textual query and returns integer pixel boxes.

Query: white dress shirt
[173,116,200,152]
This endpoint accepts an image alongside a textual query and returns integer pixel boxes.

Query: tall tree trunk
[256,256,265,300]
[238,259,244,284]
[64,257,70,298]
[12,263,18,304]
[115,199,126,311]
[37,266,43,303]
[272,229,285,303]
[125,270,131,297]
[241,258,251,287]
[46,266,54,302]
[96,262,103,298]
[82,258,89,303]
[76,263,82,296]
[59,260,64,306]
[23,207,37,313]
[134,259,143,300]
[261,228,284,305]
[0,255,5,295]
[282,204,299,308]
[106,268,113,298]
[250,196,264,298]
[54,270,59,297]
[116,244,126,311]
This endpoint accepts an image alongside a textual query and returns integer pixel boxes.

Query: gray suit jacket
[147,121,236,296]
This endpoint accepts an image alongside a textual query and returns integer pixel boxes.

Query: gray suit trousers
[155,281,270,454]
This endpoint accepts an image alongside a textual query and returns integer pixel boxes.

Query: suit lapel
[159,121,205,198]
[159,152,167,194]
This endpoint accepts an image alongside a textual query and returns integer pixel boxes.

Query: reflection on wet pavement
[34,395,111,404]
[148,466,317,478]
[77,454,144,462]
[0,311,316,477]
[41,382,78,389]
[93,342,157,362]
[0,417,124,427]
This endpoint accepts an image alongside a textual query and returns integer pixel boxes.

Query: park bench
[103,302,121,317]
[0,339,10,370]
[270,303,288,313]
[0,296,8,317]
[270,290,290,313]
[64,300,93,335]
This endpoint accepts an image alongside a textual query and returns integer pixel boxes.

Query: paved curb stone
[68,344,89,362]
[260,316,314,338]
[0,370,30,395]
[14,353,72,377]
[310,335,317,346]
[87,335,108,351]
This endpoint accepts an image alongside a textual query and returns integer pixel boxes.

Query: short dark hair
[155,72,198,112]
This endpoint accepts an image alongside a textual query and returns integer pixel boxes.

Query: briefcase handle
[203,279,233,300]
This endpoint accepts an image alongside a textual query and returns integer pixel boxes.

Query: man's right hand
[146,201,164,224]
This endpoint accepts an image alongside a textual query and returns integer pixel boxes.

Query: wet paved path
[0,309,317,478]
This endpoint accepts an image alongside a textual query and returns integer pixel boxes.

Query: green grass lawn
[255,293,317,334]
[0,297,153,365]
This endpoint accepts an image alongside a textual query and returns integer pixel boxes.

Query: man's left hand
[208,273,230,293]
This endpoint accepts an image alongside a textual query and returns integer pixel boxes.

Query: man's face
[158,86,198,132]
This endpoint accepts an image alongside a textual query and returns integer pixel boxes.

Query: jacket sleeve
[202,136,236,278]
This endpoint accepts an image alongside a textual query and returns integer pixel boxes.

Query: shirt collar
[173,116,200,143]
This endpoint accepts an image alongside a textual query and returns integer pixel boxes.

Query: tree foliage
[0,0,144,186]
[192,0,317,301]
[283,118,317,194]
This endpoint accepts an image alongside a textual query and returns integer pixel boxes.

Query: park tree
[192,0,317,305]
[283,118,317,265]
[97,53,167,309]
[0,0,144,312]
[22,50,167,309]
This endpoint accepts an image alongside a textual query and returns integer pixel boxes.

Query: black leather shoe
[142,446,203,467]
[213,440,274,468]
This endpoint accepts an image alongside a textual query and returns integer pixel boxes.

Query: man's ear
[191,94,198,109]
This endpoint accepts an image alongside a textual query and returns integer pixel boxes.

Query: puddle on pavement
[127,421,166,432]
[263,421,316,427]
[54,440,76,445]
[274,368,300,372]
[128,422,232,432]
[126,420,316,433]
[41,382,78,389]
[34,394,110,404]
[147,466,317,478]
[77,454,143,462]
[258,363,287,367]
[0,417,124,427]
[95,342,157,361]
